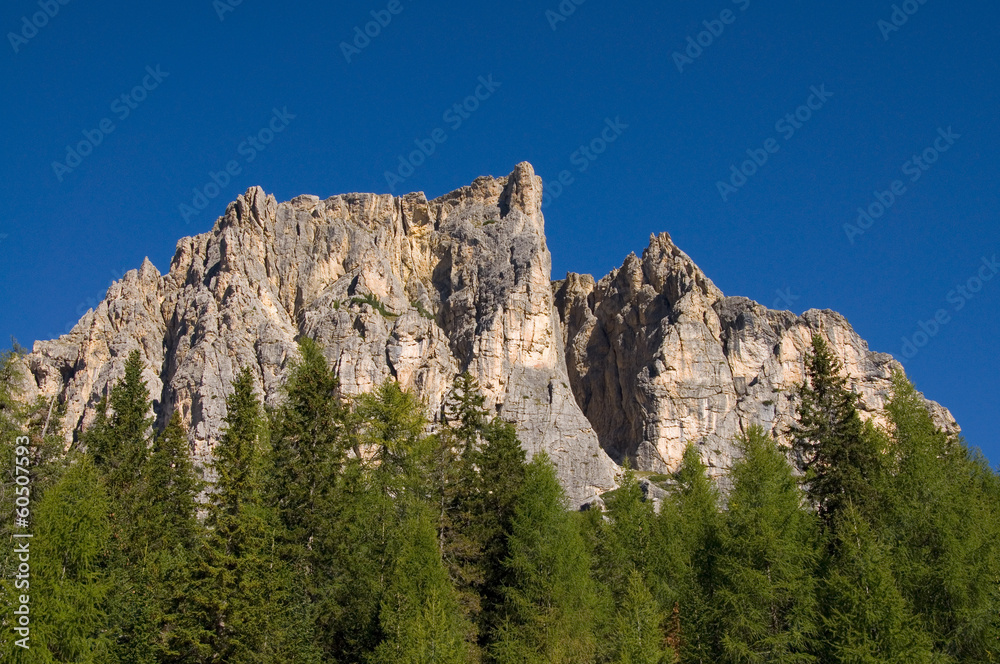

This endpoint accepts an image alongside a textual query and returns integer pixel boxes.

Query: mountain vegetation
[1,335,998,662]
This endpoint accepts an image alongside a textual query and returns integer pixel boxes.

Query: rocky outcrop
[23,165,958,502]
[24,163,618,506]
[554,232,959,478]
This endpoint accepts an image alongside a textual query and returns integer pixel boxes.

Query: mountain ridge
[20,163,957,504]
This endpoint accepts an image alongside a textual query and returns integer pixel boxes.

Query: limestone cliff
[24,163,617,505]
[554,232,958,479]
[22,164,957,502]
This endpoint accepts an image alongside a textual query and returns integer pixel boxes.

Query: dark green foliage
[6,334,999,664]
[792,335,883,524]
[714,426,820,664]
[470,417,528,647]
[269,337,347,553]
[351,292,395,318]
[187,368,316,663]
[594,468,667,663]
[412,300,435,320]
[143,412,202,553]
[318,457,393,661]
[490,453,599,663]
[90,350,153,505]
[443,372,486,451]
[820,506,935,664]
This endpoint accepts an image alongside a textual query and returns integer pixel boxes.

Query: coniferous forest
[1,335,998,663]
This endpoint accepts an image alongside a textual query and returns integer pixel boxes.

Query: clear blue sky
[2,0,997,465]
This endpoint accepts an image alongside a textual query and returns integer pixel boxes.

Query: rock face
[554,232,958,478]
[24,163,618,505]
[23,164,958,502]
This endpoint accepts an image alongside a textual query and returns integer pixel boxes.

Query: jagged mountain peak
[24,164,956,504]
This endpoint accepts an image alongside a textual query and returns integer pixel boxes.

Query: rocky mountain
[21,163,957,505]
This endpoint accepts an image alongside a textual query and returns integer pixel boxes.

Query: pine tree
[490,453,599,664]
[28,456,111,663]
[91,350,153,507]
[820,506,934,664]
[372,503,475,664]
[714,426,821,664]
[317,457,392,661]
[268,337,347,549]
[652,444,721,664]
[882,373,1000,662]
[443,372,487,452]
[142,411,201,553]
[188,367,316,663]
[472,417,528,647]
[792,335,883,524]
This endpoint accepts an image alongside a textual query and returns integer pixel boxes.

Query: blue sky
[1,0,997,464]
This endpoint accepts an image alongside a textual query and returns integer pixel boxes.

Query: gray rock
[555,232,959,479]
[23,166,958,505]
[24,163,619,506]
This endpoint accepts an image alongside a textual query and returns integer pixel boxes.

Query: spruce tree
[490,453,599,664]
[443,372,487,452]
[142,411,201,553]
[318,456,392,661]
[372,503,475,664]
[431,374,494,640]
[472,417,528,646]
[268,337,347,549]
[792,335,883,524]
[84,350,160,664]
[316,381,434,662]
[714,426,821,664]
[188,368,315,663]
[91,350,153,508]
